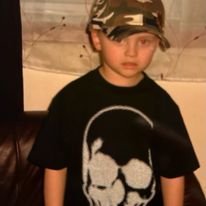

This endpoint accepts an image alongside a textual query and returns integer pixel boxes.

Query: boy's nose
[125,42,138,57]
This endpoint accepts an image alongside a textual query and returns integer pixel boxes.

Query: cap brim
[105,25,171,51]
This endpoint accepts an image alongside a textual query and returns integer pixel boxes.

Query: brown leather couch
[0,112,205,206]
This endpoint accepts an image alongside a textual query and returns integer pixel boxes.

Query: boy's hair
[88,0,170,51]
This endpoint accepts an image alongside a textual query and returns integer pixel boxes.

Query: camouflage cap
[88,0,170,51]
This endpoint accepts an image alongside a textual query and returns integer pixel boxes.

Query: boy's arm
[161,176,185,206]
[44,168,67,206]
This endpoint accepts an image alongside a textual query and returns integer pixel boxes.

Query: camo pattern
[88,0,170,50]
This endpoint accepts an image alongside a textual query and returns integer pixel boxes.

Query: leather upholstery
[0,112,45,206]
[0,112,205,206]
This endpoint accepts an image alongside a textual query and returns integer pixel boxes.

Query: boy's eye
[115,39,127,45]
[141,39,148,43]
[112,36,158,47]
[139,38,152,45]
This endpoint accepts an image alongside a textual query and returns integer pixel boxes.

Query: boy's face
[91,30,159,86]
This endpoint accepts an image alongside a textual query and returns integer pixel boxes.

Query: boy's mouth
[122,62,138,68]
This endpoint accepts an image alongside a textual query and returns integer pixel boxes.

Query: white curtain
[21,0,206,81]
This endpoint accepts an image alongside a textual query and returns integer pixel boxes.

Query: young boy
[28,0,199,205]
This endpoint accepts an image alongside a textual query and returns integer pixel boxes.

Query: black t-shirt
[28,68,199,206]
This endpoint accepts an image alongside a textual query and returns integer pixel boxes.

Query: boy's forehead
[98,29,159,42]
[109,30,160,42]
[113,32,159,41]
[131,32,158,38]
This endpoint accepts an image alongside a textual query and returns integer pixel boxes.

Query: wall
[24,68,206,196]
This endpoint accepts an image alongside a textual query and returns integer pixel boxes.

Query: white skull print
[82,106,156,206]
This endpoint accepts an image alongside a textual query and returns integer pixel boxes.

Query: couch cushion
[0,112,47,206]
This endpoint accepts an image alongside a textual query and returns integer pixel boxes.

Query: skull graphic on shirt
[82,106,156,206]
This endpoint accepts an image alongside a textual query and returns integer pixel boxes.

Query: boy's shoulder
[144,74,178,106]
[53,69,97,100]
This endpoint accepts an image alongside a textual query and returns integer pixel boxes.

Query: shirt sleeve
[28,93,72,169]
[152,99,200,178]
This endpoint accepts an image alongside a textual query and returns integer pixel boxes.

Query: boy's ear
[90,29,102,51]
